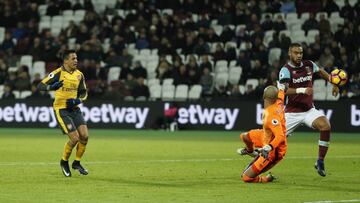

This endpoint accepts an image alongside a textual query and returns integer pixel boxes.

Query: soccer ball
[330,69,347,86]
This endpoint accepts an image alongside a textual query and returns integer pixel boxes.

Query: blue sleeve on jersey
[279,67,291,83]
[310,61,319,73]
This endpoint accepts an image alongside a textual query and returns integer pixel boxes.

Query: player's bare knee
[318,121,331,131]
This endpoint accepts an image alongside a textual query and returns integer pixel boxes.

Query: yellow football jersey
[40,67,87,110]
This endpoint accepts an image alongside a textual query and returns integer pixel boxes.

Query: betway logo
[0,103,149,128]
[168,104,239,130]
[292,75,312,83]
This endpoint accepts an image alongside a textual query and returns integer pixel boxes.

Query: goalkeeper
[38,50,89,177]
[237,83,287,183]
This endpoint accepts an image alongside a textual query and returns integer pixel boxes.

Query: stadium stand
[0,0,360,101]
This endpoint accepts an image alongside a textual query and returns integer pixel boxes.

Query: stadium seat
[239,85,245,95]
[286,12,298,20]
[290,24,302,32]
[175,84,189,101]
[62,10,73,16]
[268,48,281,65]
[300,12,310,21]
[245,79,259,89]
[163,78,174,86]
[20,55,33,68]
[147,78,160,87]
[162,84,175,101]
[188,85,202,100]
[162,9,173,16]
[139,49,151,56]
[32,61,46,79]
[229,60,237,68]
[228,67,242,85]
[235,24,246,33]
[215,66,228,74]
[313,79,327,101]
[135,96,147,101]
[330,12,340,18]
[20,91,32,99]
[74,10,86,18]
[212,25,223,36]
[39,21,51,32]
[215,72,229,88]
[279,30,291,37]
[38,5,48,16]
[51,15,63,29]
[0,27,5,43]
[215,60,228,68]
[107,67,121,84]
[13,90,20,99]
[149,84,162,100]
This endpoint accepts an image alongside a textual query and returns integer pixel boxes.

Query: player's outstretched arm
[37,70,63,91]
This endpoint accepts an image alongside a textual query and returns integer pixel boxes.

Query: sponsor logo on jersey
[292,75,312,83]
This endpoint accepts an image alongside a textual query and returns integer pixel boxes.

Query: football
[330,68,348,86]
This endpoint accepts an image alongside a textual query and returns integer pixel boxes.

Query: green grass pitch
[0,128,359,203]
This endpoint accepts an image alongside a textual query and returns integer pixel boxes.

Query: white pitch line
[304,199,360,203]
[0,155,359,167]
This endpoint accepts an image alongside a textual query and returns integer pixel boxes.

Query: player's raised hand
[49,80,63,90]
[332,85,339,97]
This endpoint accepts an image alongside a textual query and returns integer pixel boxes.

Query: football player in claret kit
[279,43,340,177]
[37,49,89,177]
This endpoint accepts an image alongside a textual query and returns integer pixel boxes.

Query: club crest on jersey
[67,124,73,130]
[305,66,311,75]
[77,75,81,81]
[271,119,279,126]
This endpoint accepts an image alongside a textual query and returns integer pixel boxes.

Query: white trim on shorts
[285,108,325,136]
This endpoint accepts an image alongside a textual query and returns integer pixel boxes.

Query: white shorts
[285,108,325,136]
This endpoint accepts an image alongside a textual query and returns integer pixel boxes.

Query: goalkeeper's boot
[60,159,71,177]
[72,160,88,175]
[265,173,276,182]
[236,148,258,157]
[315,159,326,177]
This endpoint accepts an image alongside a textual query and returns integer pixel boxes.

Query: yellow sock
[62,142,74,161]
[75,142,86,161]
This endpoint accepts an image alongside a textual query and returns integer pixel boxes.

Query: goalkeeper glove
[66,98,81,109]
[259,145,272,159]
[276,81,286,91]
[48,80,63,90]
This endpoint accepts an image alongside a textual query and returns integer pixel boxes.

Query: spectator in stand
[213,43,227,63]
[206,28,220,43]
[199,55,213,72]
[27,83,50,99]
[119,62,131,80]
[322,0,340,15]
[302,13,319,34]
[124,72,137,93]
[318,13,331,36]
[132,77,150,99]
[193,37,211,56]
[319,46,335,67]
[273,14,287,32]
[0,59,8,84]
[173,64,189,85]
[132,61,147,79]
[186,55,201,85]
[348,73,360,98]
[200,67,214,95]
[220,26,235,43]
[1,32,15,54]
[156,61,172,81]
[2,83,15,99]
[14,66,31,91]
[135,29,150,50]
[261,14,273,31]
